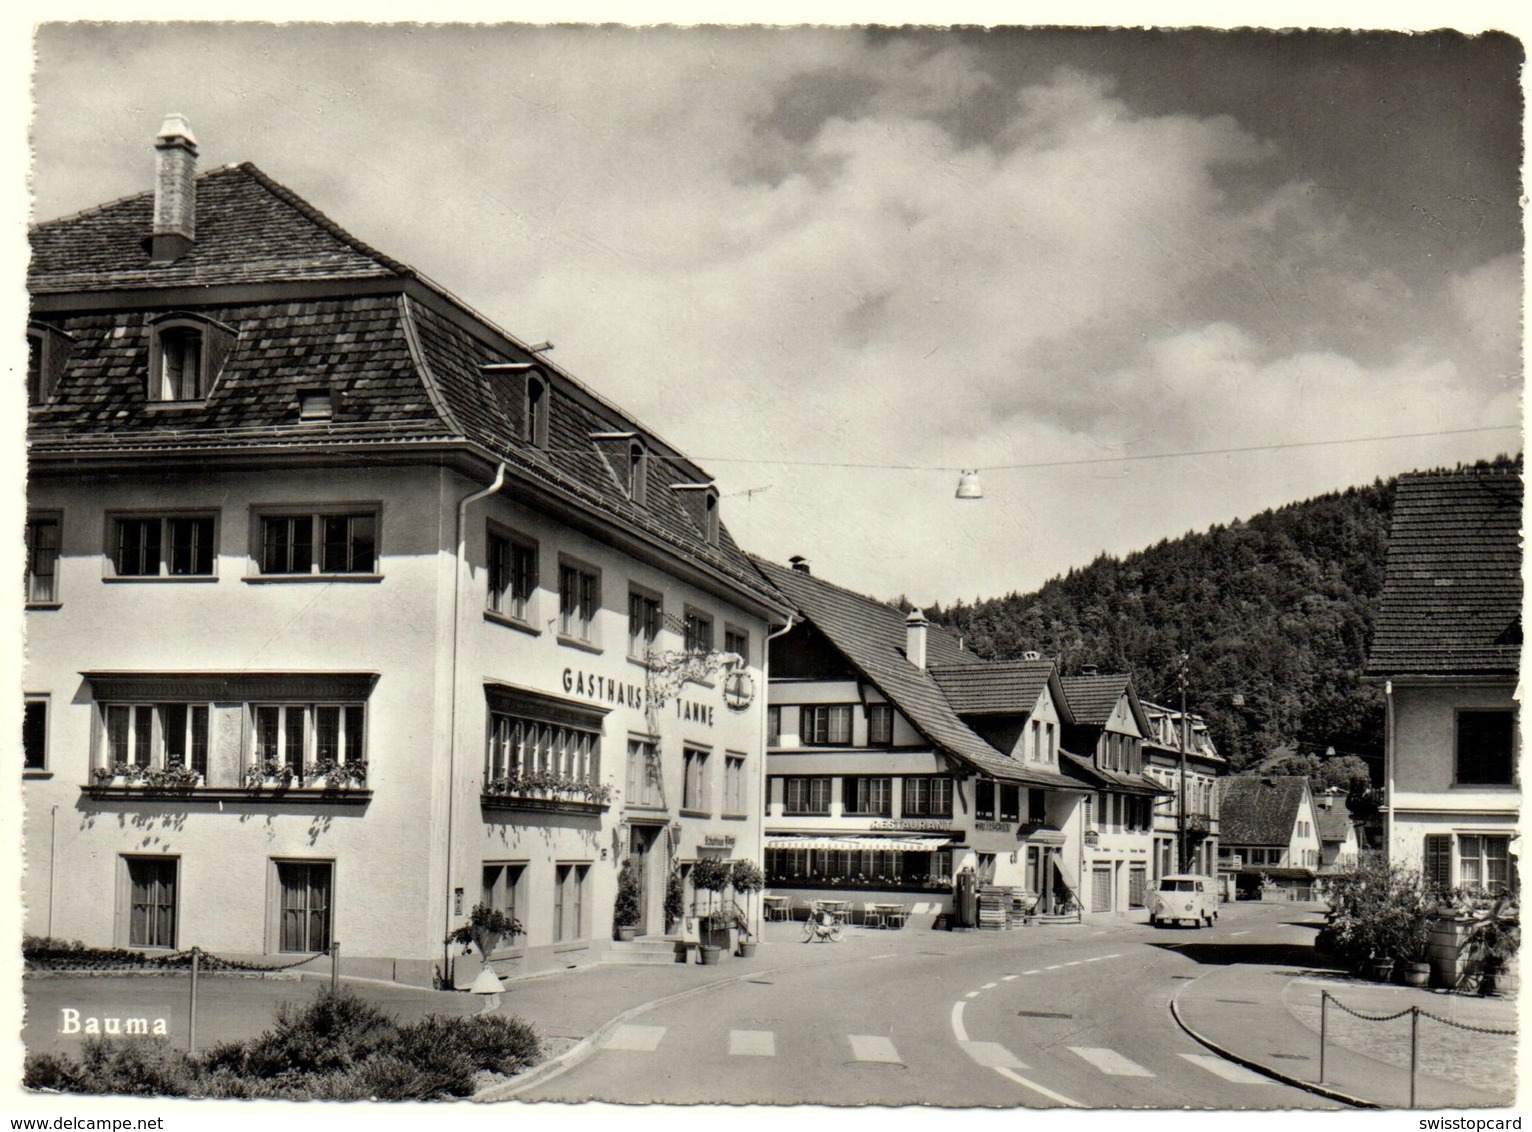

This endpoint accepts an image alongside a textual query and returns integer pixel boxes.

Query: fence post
[188,947,200,1056]
[1410,1006,1419,1108]
[331,940,340,991]
[1318,990,1327,1083]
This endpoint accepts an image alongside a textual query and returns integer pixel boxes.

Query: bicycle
[802,907,846,943]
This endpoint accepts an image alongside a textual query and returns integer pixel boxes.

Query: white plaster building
[23,117,789,986]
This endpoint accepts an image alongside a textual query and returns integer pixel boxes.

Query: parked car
[1148,874,1218,928]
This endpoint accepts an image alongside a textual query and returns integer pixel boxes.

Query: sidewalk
[1172,959,1519,1109]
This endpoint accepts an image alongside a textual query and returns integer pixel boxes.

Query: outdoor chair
[884,904,910,929]
[862,902,884,929]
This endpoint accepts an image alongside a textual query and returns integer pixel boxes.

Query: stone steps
[604,937,688,966]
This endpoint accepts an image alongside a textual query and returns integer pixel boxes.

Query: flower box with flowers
[89,761,200,792]
[482,771,613,813]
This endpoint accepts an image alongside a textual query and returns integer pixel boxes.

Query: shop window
[125,857,178,949]
[1456,710,1515,785]
[276,860,332,953]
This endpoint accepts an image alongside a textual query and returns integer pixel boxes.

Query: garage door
[1091,864,1113,913]
[1128,864,1147,908]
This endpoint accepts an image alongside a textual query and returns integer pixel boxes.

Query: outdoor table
[763,895,791,921]
[873,903,905,928]
[813,899,850,918]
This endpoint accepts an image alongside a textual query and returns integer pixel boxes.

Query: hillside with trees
[925,457,1518,786]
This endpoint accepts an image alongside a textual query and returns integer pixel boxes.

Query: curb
[474,958,803,1102]
[1169,970,1375,1109]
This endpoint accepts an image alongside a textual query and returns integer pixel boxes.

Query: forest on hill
[918,458,1515,784]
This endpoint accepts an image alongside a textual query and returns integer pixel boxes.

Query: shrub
[664,868,685,929]
[236,987,397,1076]
[614,858,642,930]
[24,1052,83,1092]
[72,1039,195,1096]
[1317,854,1435,968]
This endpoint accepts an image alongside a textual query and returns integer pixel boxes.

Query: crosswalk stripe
[729,1030,776,1057]
[960,1041,1028,1069]
[951,1002,969,1042]
[994,1066,1084,1107]
[965,991,981,998]
[1068,1046,1155,1077]
[849,1034,901,1063]
[1180,1054,1271,1083]
[603,1024,667,1051]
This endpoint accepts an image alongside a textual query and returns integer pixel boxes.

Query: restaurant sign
[704,834,736,848]
[869,819,952,832]
[974,820,1015,833]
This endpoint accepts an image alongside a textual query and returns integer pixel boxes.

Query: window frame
[902,775,953,818]
[250,504,382,581]
[801,704,854,747]
[723,752,747,816]
[250,702,366,777]
[100,701,213,778]
[23,694,49,774]
[487,524,539,624]
[1455,709,1517,786]
[782,775,831,816]
[724,625,750,666]
[485,711,601,790]
[121,855,179,950]
[682,746,711,815]
[629,587,663,660]
[558,559,601,646]
[146,313,235,404]
[866,703,894,746]
[482,861,528,952]
[26,512,61,606]
[842,775,893,817]
[554,861,590,943]
[525,374,550,448]
[106,511,218,580]
[683,607,715,655]
[625,734,664,809]
[766,706,781,747]
[272,858,334,954]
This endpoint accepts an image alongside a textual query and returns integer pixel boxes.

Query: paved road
[519,903,1340,1107]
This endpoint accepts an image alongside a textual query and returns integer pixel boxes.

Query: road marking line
[1044,964,1062,970]
[1002,974,1018,981]
[1022,969,1041,975]
[960,1041,1028,1069]
[966,991,981,998]
[1064,961,1081,966]
[1230,931,1251,937]
[1092,930,1107,935]
[849,1034,901,1063]
[1068,1047,1155,1077]
[951,1002,968,1042]
[982,982,997,989]
[870,953,897,959]
[1085,956,1103,962]
[1103,954,1123,959]
[603,1025,667,1051]
[994,1066,1083,1107]
[1180,1053,1270,1083]
[729,1030,776,1057]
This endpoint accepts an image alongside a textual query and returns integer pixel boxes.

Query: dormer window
[628,442,647,505]
[525,376,549,447]
[27,323,74,405]
[298,389,334,422]
[148,313,235,403]
[671,482,721,547]
[703,490,719,546]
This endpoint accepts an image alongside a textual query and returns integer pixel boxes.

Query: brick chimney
[150,113,197,264]
[905,609,928,669]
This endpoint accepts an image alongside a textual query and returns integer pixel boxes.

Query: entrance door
[629,827,655,935]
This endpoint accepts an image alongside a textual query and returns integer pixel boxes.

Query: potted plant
[1466,897,1519,996]
[445,902,523,991]
[690,857,731,964]
[613,857,642,942]
[730,859,764,958]
[664,867,685,935]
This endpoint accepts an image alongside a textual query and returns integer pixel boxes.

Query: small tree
[690,857,732,934]
[614,858,642,933]
[664,868,685,933]
[730,859,764,940]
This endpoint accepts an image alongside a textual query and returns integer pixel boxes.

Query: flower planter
[1370,957,1395,983]
[615,925,638,942]
[698,945,722,966]
[1402,961,1431,988]
[737,941,757,958]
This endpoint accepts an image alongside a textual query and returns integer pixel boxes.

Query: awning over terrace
[764,835,955,853]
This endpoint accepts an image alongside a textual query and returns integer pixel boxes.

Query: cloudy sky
[25,21,1524,606]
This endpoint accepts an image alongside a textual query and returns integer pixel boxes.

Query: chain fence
[24,941,335,978]
[1319,989,1517,1106]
